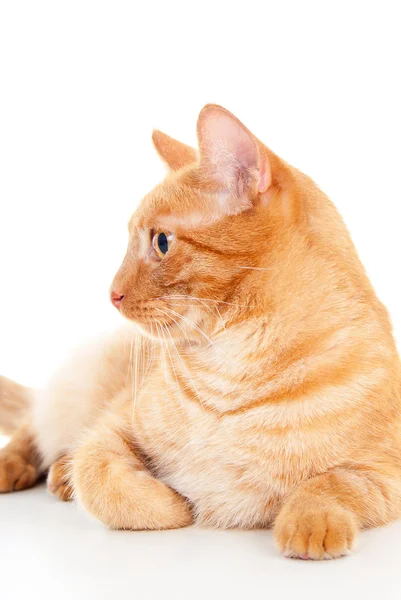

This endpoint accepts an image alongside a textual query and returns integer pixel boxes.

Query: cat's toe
[47,455,74,502]
[274,499,357,560]
[0,451,37,492]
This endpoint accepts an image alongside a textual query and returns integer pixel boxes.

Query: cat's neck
[163,318,280,414]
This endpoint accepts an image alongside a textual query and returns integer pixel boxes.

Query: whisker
[161,296,227,332]
[156,309,206,412]
[157,295,250,309]
[131,328,142,429]
[155,321,170,409]
[161,306,216,347]
[213,303,227,335]
[156,307,199,357]
[145,337,153,381]
[236,266,273,272]
[160,305,250,379]
[127,333,135,386]
[157,319,189,423]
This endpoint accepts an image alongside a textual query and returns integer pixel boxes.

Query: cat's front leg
[71,397,193,530]
[274,462,401,559]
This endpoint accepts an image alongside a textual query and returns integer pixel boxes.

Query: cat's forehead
[130,168,222,231]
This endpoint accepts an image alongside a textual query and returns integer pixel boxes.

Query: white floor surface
[1,485,401,600]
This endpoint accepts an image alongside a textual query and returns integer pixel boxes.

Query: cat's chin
[129,319,180,341]
[129,319,202,348]
[128,320,161,340]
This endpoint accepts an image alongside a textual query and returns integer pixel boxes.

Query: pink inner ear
[211,114,258,169]
[204,113,258,171]
[199,110,264,197]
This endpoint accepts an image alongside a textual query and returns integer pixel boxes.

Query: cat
[1,104,401,560]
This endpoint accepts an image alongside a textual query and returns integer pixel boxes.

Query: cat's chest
[134,368,314,526]
[136,389,233,483]
[131,345,358,527]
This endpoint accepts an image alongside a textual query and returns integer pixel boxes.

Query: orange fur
[0,425,40,492]
[47,453,74,501]
[0,376,32,434]
[1,105,401,559]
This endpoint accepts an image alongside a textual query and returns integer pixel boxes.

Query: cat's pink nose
[111,290,124,309]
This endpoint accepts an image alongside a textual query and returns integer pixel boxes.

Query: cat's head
[111,105,307,342]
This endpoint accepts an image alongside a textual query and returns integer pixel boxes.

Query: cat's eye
[152,231,174,259]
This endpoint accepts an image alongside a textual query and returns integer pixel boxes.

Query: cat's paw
[0,450,37,492]
[73,446,193,530]
[47,456,74,501]
[274,497,357,560]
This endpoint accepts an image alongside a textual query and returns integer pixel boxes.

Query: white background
[0,2,401,599]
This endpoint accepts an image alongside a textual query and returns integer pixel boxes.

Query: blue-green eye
[152,231,173,258]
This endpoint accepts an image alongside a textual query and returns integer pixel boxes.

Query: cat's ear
[197,105,270,211]
[152,130,198,171]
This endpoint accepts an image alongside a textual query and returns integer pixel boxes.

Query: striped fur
[1,105,401,559]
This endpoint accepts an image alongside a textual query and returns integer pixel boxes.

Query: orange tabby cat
[1,104,401,560]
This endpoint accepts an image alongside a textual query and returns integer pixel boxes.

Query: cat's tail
[0,375,33,435]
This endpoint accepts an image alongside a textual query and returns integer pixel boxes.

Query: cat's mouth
[123,300,209,345]
[118,300,188,338]
[113,291,211,344]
